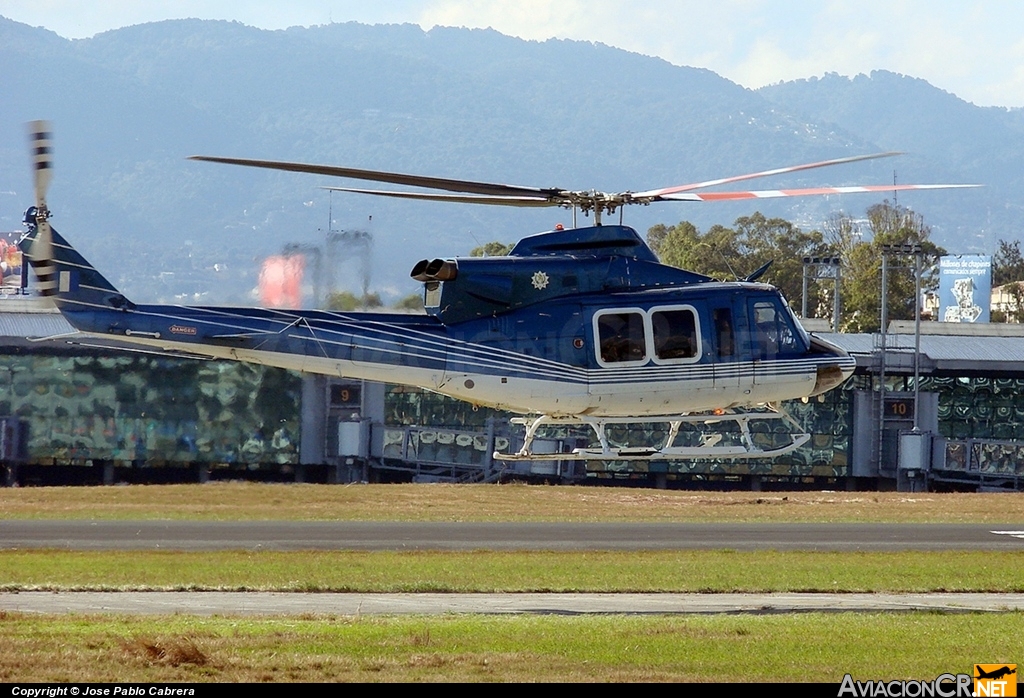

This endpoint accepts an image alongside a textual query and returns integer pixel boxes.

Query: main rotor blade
[656,183,980,202]
[192,152,978,215]
[321,186,559,207]
[189,155,563,200]
[633,151,904,198]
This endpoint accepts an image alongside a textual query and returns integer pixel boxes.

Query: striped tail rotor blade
[30,221,57,296]
[28,120,53,209]
[27,121,56,296]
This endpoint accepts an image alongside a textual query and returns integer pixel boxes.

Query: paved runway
[1,520,1023,551]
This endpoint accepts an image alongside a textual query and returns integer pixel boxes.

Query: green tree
[647,213,828,308]
[470,241,513,257]
[647,221,739,280]
[992,239,1024,322]
[393,293,425,312]
[993,239,1024,286]
[830,201,945,333]
[732,213,829,305]
[650,204,945,332]
[326,291,383,311]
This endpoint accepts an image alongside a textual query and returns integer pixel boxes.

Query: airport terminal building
[1,300,1023,491]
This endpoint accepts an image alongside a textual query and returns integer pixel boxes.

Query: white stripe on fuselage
[79,329,850,417]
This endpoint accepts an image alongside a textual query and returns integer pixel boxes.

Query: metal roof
[0,310,77,340]
[818,331,1024,375]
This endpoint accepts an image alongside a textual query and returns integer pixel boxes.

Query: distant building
[990,282,1024,322]
[2,300,1023,491]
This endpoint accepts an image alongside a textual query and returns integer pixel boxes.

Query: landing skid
[495,406,810,461]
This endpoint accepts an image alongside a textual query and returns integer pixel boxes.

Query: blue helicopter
[21,122,976,461]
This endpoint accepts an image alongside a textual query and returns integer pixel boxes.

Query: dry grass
[122,636,211,667]
[2,482,1022,522]
[2,612,1021,682]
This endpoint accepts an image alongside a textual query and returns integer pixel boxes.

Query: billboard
[938,255,991,323]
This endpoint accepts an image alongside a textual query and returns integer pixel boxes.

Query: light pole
[879,243,924,431]
[801,256,842,330]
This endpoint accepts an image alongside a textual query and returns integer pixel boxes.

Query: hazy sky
[3,0,1022,108]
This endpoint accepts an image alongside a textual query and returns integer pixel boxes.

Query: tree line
[338,202,1024,327]
[649,202,1022,332]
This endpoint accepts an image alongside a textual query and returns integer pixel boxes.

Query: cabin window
[750,299,801,358]
[593,306,701,367]
[596,311,647,364]
[651,308,699,361]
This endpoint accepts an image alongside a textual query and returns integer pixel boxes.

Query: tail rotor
[27,120,56,296]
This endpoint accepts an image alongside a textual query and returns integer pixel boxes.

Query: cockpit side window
[596,311,647,364]
[651,308,699,362]
[750,298,803,359]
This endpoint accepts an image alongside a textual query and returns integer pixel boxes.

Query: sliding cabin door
[710,296,754,404]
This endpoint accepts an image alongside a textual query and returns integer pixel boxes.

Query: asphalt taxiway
[2,520,1023,551]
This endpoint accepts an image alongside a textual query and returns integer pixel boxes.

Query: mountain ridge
[0,17,1006,303]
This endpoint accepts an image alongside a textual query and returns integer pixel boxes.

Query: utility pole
[801,256,842,330]
[880,243,923,429]
[877,243,924,473]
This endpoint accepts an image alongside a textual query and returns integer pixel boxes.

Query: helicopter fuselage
[30,223,854,418]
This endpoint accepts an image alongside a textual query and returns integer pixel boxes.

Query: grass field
[3,550,1024,593]
[2,482,1023,522]
[1,483,1022,682]
[2,612,1021,683]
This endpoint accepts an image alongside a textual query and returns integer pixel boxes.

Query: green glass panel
[0,352,301,465]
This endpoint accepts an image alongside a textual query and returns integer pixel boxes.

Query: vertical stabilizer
[19,216,134,311]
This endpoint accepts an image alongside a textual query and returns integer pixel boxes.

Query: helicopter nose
[812,363,850,395]
[808,336,856,396]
